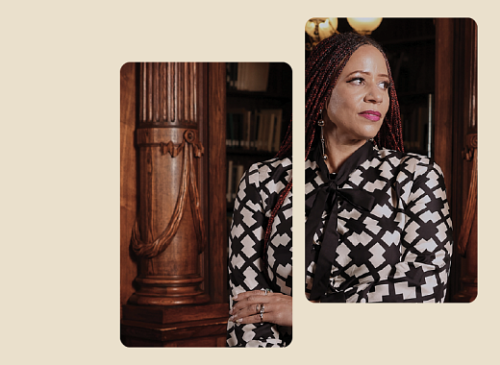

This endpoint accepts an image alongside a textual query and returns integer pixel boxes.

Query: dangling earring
[318,110,327,161]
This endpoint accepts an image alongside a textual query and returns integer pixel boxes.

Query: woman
[227,31,453,346]
[226,99,293,346]
[305,33,453,302]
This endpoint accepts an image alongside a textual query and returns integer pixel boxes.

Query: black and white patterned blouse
[306,140,453,302]
[227,157,292,347]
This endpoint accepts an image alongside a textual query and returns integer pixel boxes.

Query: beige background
[1,1,496,364]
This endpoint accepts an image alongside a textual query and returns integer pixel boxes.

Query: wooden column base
[121,303,229,347]
[128,292,210,306]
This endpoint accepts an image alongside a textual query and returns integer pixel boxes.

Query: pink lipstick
[359,110,381,121]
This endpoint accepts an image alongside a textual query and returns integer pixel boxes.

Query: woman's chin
[354,131,379,142]
[360,128,382,141]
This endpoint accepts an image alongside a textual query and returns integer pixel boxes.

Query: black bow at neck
[306,140,377,302]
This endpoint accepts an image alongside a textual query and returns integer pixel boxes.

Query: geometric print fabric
[227,142,453,345]
[305,143,453,303]
[227,157,292,347]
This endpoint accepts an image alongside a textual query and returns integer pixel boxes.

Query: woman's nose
[364,85,383,104]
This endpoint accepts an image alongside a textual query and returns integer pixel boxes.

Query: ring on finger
[255,304,261,313]
[259,304,265,322]
[262,288,272,296]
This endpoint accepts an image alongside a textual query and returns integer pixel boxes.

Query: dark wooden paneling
[120,63,139,317]
[208,63,228,304]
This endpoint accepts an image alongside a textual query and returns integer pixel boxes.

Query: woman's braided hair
[262,32,404,252]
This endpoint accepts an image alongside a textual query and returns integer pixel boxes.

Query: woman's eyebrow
[346,70,389,78]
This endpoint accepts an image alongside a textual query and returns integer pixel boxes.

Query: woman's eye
[348,77,364,85]
[380,81,392,90]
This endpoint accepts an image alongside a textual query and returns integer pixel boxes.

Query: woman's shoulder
[375,148,444,179]
[250,155,292,170]
[245,156,292,186]
[248,156,292,176]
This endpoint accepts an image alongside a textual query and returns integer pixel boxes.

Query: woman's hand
[229,290,292,327]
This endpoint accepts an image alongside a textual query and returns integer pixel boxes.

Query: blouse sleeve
[356,158,453,303]
[227,164,286,347]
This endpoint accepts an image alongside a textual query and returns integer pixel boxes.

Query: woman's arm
[227,163,291,347]
[353,158,453,302]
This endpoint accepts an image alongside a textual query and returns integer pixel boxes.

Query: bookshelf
[382,35,435,156]
[371,18,436,157]
[225,62,292,226]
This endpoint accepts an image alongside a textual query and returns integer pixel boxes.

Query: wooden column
[434,19,454,197]
[128,63,209,306]
[121,63,229,346]
[454,133,477,302]
[451,19,478,302]
[435,19,478,301]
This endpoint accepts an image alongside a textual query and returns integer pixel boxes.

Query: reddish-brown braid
[261,121,293,250]
[262,33,404,254]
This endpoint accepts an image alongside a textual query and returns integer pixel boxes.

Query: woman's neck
[323,132,367,173]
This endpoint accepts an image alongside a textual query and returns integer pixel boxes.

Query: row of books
[226,160,246,203]
[227,108,284,153]
[401,103,430,152]
[226,63,270,92]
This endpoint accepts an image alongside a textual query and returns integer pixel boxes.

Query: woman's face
[325,45,390,144]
